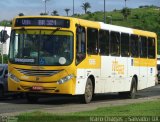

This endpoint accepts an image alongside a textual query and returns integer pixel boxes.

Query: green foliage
[40,13,48,16]
[17,100,160,122]
[64,8,70,16]
[77,6,160,54]
[81,2,91,14]
[0,54,8,64]
[0,6,159,54]
[18,13,24,16]
[121,7,131,20]
[0,20,11,26]
[51,10,59,16]
[73,100,160,116]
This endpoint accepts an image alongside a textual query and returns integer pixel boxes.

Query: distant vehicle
[0,64,8,98]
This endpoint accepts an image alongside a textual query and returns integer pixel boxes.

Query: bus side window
[121,33,130,57]
[140,36,147,58]
[76,26,86,65]
[99,30,109,56]
[130,34,139,58]
[110,31,120,56]
[87,28,98,55]
[148,37,155,59]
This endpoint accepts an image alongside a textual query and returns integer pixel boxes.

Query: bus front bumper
[8,78,75,95]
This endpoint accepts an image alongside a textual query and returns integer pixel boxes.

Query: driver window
[76,26,86,65]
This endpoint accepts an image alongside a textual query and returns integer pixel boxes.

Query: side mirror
[0,30,9,43]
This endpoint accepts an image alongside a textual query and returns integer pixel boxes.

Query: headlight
[8,73,20,82]
[57,74,74,84]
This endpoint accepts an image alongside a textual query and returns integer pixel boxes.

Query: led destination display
[15,18,70,28]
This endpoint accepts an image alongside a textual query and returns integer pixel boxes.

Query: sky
[0,0,160,21]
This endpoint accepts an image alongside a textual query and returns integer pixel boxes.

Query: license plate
[32,86,43,91]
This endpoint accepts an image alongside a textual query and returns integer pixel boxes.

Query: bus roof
[12,16,157,37]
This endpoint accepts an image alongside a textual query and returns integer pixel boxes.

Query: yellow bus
[7,16,157,103]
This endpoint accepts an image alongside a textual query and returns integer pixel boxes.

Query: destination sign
[15,18,70,28]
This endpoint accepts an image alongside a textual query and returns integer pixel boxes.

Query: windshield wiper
[50,27,61,35]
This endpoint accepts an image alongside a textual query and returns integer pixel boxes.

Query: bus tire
[26,94,38,103]
[119,77,137,99]
[0,86,4,98]
[81,78,93,104]
[129,77,137,99]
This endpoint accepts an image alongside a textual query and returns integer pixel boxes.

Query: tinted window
[99,30,109,55]
[148,37,156,59]
[9,30,74,66]
[76,26,86,65]
[110,31,120,56]
[87,28,98,55]
[130,34,139,57]
[140,36,147,58]
[121,33,130,57]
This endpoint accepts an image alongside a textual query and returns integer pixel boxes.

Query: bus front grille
[16,68,60,76]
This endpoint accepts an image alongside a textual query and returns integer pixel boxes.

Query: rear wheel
[119,77,137,99]
[81,78,93,104]
[128,78,137,99]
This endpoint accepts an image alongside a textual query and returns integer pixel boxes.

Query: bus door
[101,56,115,92]
[110,32,129,92]
[99,30,114,93]
[147,37,156,87]
[139,36,148,89]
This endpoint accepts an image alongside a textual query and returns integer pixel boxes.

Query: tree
[18,13,24,16]
[40,13,48,16]
[51,10,59,16]
[81,2,91,14]
[64,8,70,16]
[0,54,8,63]
[121,7,131,20]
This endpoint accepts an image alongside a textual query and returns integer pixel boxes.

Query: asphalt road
[0,84,160,116]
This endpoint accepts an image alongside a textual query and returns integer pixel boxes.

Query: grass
[16,100,160,122]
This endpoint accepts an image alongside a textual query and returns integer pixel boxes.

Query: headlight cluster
[57,74,74,84]
[8,73,20,82]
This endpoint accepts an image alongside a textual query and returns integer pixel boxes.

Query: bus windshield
[9,29,73,66]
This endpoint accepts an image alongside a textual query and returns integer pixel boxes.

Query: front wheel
[80,78,93,104]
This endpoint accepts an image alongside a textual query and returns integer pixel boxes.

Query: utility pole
[73,0,75,16]
[43,0,50,14]
[104,0,106,23]
[125,0,127,8]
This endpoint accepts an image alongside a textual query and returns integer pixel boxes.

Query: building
[0,26,11,55]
